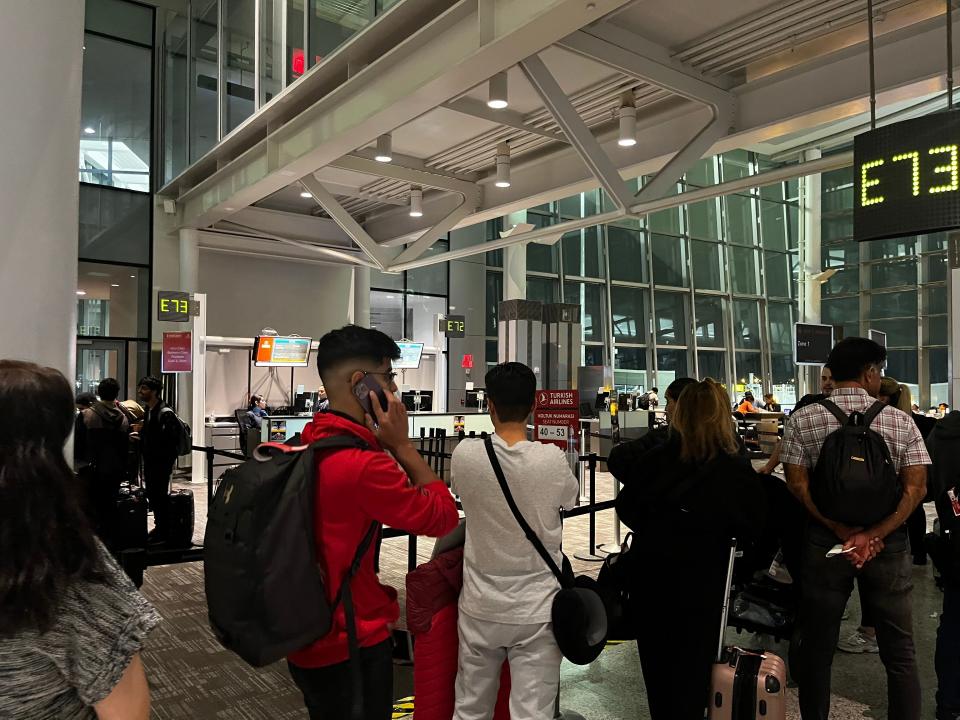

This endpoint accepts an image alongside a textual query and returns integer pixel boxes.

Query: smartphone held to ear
[354,374,390,417]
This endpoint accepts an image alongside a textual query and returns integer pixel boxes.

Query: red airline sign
[161,331,192,373]
[533,390,580,451]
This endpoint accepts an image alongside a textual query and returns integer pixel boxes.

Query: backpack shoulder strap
[862,401,887,428]
[483,434,568,587]
[818,399,849,425]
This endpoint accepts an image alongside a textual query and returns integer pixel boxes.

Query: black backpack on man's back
[204,436,377,668]
[811,399,902,527]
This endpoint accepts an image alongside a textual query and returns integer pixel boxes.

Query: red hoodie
[287,411,459,668]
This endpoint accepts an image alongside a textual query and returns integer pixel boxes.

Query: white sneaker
[837,629,879,654]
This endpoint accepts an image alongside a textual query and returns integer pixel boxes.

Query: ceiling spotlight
[76,290,87,296]
[488,71,509,109]
[618,93,637,147]
[83,126,95,135]
[409,186,423,217]
[110,283,120,288]
[300,190,312,198]
[495,142,511,188]
[130,275,136,278]
[375,133,393,163]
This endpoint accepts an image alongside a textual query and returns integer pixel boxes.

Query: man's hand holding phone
[364,384,410,455]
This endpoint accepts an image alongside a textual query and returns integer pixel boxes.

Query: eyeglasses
[360,369,398,383]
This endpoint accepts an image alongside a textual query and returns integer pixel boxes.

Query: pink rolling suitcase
[708,539,787,719]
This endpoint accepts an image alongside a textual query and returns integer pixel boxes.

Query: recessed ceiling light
[111,283,120,287]
[300,191,312,198]
[83,127,95,135]
[76,290,87,296]
[130,275,136,278]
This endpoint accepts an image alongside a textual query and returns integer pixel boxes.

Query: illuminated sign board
[854,110,960,242]
[439,314,466,338]
[253,336,312,367]
[395,342,424,370]
[157,291,191,322]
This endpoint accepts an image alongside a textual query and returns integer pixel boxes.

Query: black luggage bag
[168,488,195,547]
[115,483,148,551]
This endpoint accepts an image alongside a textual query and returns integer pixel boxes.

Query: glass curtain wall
[162,0,395,183]
[821,166,948,406]
[78,0,154,398]
[483,151,801,399]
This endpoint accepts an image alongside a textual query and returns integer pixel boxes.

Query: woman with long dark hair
[616,379,766,720]
[0,360,159,719]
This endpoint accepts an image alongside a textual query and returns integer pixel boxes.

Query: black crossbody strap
[336,520,380,720]
[483,435,567,586]
[818,399,849,425]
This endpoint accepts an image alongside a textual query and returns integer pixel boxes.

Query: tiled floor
[139,469,947,719]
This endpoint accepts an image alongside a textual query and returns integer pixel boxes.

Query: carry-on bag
[114,483,148,550]
[708,539,787,720]
[167,488,195,547]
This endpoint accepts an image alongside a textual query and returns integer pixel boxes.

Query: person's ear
[487,397,497,420]
[348,370,364,388]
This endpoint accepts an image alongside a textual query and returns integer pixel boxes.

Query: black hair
[249,394,264,410]
[485,362,536,423]
[315,325,400,382]
[137,375,163,396]
[650,387,659,393]
[665,377,696,402]
[0,361,103,635]
[97,377,120,402]
[826,337,886,383]
[75,392,97,408]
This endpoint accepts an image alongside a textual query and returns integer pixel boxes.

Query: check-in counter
[595,410,665,458]
[261,411,496,444]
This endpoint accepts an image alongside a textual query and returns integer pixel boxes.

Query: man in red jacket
[287,325,459,719]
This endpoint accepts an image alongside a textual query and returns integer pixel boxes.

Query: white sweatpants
[453,612,563,720]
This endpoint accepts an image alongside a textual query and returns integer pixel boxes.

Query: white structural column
[352,266,371,328]
[178,228,201,474]
[799,148,823,396]
[0,1,84,379]
[504,245,527,301]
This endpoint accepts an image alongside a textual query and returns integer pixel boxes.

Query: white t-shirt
[451,435,579,624]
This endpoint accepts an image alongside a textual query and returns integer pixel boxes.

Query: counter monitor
[394,341,424,369]
[253,336,312,367]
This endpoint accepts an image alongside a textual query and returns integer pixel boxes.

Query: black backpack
[811,400,902,527]
[637,392,651,410]
[159,406,192,456]
[204,436,378,670]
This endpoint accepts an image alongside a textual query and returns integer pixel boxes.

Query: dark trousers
[938,586,960,719]
[143,462,173,535]
[634,599,720,720]
[287,640,394,720]
[790,539,920,720]
[907,505,928,562]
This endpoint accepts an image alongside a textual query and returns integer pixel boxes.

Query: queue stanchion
[205,446,215,506]
[573,453,604,563]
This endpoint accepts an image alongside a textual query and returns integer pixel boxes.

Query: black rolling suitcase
[168,488,195,547]
[115,483,148,551]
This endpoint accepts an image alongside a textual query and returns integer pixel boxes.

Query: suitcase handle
[716,538,737,664]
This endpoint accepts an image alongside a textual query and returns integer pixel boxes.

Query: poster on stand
[161,331,192,373]
[533,390,580,451]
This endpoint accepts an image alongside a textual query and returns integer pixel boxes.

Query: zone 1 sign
[854,110,960,243]
[157,291,191,322]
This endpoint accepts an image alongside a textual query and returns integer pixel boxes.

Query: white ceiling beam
[300,176,391,269]
[441,98,568,143]
[210,223,380,268]
[556,28,736,202]
[311,178,408,206]
[226,205,354,245]
[519,54,637,211]
[390,194,475,266]
[332,153,480,199]
[174,0,633,229]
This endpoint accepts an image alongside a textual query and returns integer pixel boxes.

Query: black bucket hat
[552,578,608,665]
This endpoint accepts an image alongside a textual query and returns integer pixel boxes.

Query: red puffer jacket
[406,546,511,719]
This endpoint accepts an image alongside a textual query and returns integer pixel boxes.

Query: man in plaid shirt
[780,337,929,720]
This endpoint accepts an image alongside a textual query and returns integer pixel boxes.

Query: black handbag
[483,435,608,665]
[596,532,637,641]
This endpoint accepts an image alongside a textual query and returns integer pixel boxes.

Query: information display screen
[395,342,424,369]
[869,329,887,347]
[795,323,834,366]
[854,110,960,242]
[157,290,191,322]
[439,314,466,338]
[253,336,312,367]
